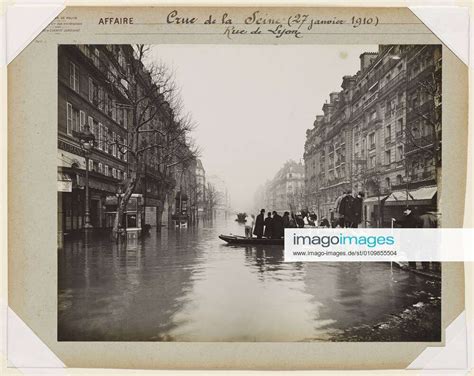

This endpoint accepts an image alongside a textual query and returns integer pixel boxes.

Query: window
[112,168,117,178]
[104,126,109,153]
[112,132,117,157]
[91,47,100,67]
[385,177,391,188]
[88,159,94,171]
[397,145,404,161]
[98,162,103,174]
[105,95,110,115]
[79,110,86,132]
[124,172,127,181]
[98,86,104,110]
[69,62,79,92]
[112,100,117,121]
[88,78,99,105]
[396,118,403,135]
[66,102,79,135]
[369,133,376,148]
[385,150,391,165]
[396,174,403,185]
[87,116,94,136]
[117,107,124,126]
[123,109,128,128]
[369,155,376,168]
[385,124,391,141]
[104,165,109,176]
[95,123,101,151]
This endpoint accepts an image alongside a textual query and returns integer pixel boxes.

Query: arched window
[396,174,403,185]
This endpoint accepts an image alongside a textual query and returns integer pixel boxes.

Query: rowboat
[218,234,284,245]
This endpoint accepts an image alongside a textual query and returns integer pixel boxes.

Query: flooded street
[58,219,440,341]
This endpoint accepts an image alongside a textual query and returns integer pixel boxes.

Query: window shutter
[88,77,93,102]
[66,102,73,135]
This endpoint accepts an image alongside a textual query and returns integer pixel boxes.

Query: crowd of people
[244,209,317,239]
[244,190,437,237]
[322,191,365,228]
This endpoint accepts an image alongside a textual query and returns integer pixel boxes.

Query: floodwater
[58,219,440,341]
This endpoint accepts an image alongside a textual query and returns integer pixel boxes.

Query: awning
[57,172,72,192]
[384,186,437,206]
[410,186,437,200]
[364,195,389,203]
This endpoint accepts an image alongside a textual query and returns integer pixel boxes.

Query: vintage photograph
[57,44,442,342]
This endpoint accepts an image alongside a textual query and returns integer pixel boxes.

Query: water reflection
[58,219,439,341]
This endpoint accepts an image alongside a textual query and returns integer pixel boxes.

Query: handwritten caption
[166,10,380,39]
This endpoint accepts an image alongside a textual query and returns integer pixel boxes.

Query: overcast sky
[149,44,378,212]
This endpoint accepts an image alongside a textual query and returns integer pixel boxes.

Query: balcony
[396,130,403,137]
[406,101,433,123]
[368,117,381,127]
[369,143,376,150]
[385,136,392,144]
[380,70,406,95]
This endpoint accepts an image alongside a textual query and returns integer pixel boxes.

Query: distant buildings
[254,160,305,213]
[206,175,231,220]
[303,45,441,227]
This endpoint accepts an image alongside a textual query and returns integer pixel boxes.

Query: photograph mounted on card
[7,4,468,370]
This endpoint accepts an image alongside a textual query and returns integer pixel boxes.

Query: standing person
[395,207,422,228]
[419,211,438,228]
[245,214,255,238]
[352,192,365,228]
[253,209,265,239]
[282,211,291,228]
[295,213,305,228]
[340,191,355,227]
[335,191,346,227]
[263,212,273,238]
[271,211,284,239]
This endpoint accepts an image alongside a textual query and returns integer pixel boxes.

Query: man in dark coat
[419,211,438,228]
[282,211,291,228]
[396,208,422,228]
[253,209,265,239]
[351,192,365,228]
[271,211,284,239]
[339,191,355,227]
[263,212,273,238]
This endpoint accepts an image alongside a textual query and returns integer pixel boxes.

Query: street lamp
[78,124,95,229]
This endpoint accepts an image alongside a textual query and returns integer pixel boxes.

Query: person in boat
[271,211,284,239]
[245,214,255,238]
[253,209,265,239]
[263,211,273,238]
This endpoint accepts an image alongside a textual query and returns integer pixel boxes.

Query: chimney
[341,75,356,90]
[359,52,378,72]
[329,92,339,104]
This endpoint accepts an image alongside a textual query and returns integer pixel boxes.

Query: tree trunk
[112,173,138,240]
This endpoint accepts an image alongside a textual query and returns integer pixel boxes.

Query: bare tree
[402,70,442,182]
[92,45,199,238]
[205,184,222,221]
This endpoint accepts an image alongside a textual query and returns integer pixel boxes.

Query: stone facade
[304,45,441,227]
